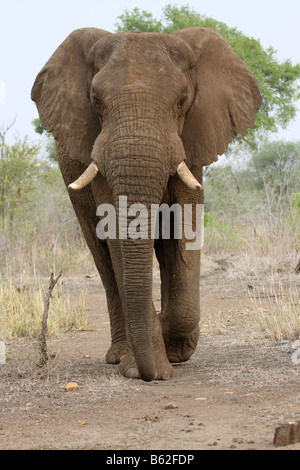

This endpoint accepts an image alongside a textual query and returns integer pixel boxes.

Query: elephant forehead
[91,32,195,74]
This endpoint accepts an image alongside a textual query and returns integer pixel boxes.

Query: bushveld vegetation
[1,4,300,341]
[0,124,88,341]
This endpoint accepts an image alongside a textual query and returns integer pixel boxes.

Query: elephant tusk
[68,162,99,190]
[177,162,202,190]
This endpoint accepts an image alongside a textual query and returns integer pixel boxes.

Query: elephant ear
[31,28,111,166]
[172,27,262,167]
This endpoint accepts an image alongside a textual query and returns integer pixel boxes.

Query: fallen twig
[38,271,62,366]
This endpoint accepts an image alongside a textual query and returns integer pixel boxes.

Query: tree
[204,140,300,237]
[249,141,300,232]
[0,125,41,230]
[250,141,300,192]
[116,4,300,138]
[114,7,163,32]
[32,118,57,162]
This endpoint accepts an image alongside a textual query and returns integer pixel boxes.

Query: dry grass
[0,169,95,276]
[0,270,87,341]
[200,311,227,335]
[250,280,300,341]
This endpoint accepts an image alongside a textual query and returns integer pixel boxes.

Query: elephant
[31,27,261,382]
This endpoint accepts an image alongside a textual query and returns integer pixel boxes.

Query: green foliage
[204,211,242,253]
[115,7,163,32]
[0,136,41,232]
[291,192,300,212]
[205,140,300,215]
[203,139,300,259]
[115,4,300,137]
[204,211,220,228]
[249,141,300,195]
[32,118,57,162]
[291,191,300,227]
[115,4,204,32]
[32,118,44,135]
[0,126,90,274]
[204,162,262,221]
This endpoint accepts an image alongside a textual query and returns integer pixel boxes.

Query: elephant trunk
[120,237,156,381]
[111,156,166,382]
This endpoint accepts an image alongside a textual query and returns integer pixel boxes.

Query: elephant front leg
[155,238,201,363]
[104,290,127,364]
[58,156,127,365]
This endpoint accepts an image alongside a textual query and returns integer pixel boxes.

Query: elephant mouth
[68,160,202,191]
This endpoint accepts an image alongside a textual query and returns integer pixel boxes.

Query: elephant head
[32,27,261,381]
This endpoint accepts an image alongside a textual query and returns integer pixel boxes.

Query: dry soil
[1,261,300,450]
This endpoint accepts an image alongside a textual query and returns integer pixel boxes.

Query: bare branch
[38,271,62,366]
[0,118,17,158]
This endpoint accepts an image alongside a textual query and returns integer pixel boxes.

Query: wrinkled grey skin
[32,27,261,381]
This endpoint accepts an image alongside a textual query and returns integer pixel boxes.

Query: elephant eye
[92,92,102,111]
[93,95,101,106]
[177,96,187,110]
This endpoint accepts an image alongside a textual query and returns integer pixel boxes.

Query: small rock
[164,401,178,410]
[273,421,300,447]
[233,437,245,444]
[64,382,79,392]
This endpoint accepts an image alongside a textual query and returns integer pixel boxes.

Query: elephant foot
[160,321,200,363]
[118,313,174,381]
[117,354,140,379]
[105,340,127,364]
[118,351,174,380]
[165,340,196,363]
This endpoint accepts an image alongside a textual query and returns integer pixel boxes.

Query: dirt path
[1,269,300,450]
